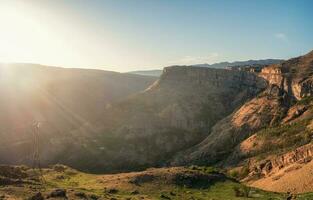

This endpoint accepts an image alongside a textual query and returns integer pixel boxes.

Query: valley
[0,51,313,199]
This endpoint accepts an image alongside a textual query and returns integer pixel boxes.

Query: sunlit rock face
[259,51,313,100]
[259,66,284,88]
[171,50,313,167]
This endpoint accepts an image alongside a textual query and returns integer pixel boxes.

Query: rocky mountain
[170,50,313,193]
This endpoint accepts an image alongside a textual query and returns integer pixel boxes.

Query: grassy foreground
[0,165,304,200]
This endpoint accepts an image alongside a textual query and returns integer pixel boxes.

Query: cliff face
[171,50,313,168]
[148,66,267,131]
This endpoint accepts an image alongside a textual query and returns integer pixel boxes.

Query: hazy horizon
[0,57,285,73]
[0,0,312,72]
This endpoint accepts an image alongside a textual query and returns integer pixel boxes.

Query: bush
[228,164,250,180]
[229,170,239,179]
[233,185,251,197]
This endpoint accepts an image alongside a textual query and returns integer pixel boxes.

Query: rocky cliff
[171,50,313,169]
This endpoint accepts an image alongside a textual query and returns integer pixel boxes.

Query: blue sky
[0,0,312,71]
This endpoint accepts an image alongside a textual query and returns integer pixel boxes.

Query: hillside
[0,63,157,167]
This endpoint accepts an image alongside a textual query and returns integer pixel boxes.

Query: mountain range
[128,59,283,77]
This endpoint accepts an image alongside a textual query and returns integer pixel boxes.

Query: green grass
[39,166,287,200]
[144,181,285,200]
[4,165,313,199]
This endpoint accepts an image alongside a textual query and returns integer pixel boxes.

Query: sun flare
[0,2,72,66]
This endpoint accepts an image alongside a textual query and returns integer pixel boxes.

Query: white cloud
[274,33,288,42]
[169,53,219,65]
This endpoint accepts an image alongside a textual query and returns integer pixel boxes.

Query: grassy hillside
[0,165,290,200]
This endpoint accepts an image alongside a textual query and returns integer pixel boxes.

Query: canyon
[0,51,313,195]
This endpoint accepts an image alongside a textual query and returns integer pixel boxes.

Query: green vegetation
[0,165,289,200]
[233,185,251,198]
[42,168,285,200]
[228,165,250,180]
[253,119,312,156]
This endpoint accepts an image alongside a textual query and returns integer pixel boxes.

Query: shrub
[233,185,251,197]
[229,170,239,179]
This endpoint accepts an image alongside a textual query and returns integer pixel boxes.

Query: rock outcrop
[259,50,313,100]
[245,142,313,194]
[248,142,313,179]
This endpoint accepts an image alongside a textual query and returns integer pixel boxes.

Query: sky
[0,0,312,72]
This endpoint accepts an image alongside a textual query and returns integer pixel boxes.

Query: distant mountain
[128,59,283,77]
[193,59,283,68]
[127,69,162,77]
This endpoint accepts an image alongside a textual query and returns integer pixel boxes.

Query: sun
[0,4,37,62]
[0,2,63,65]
